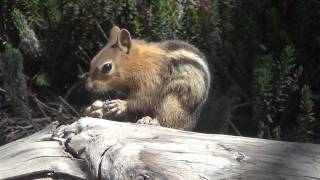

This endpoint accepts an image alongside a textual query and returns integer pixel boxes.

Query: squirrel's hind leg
[157,95,195,131]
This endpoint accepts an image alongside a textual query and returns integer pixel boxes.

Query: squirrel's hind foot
[137,116,160,126]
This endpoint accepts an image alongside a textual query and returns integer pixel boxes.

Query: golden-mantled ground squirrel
[84,26,210,131]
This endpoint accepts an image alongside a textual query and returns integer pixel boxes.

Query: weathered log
[0,117,320,180]
[0,122,88,179]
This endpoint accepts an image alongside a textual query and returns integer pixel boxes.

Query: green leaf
[254,54,273,97]
[12,9,28,32]
[36,72,50,87]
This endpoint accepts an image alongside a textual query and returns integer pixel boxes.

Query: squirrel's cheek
[86,77,100,91]
[86,78,112,92]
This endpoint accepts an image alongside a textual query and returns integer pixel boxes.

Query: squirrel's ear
[118,29,132,54]
[109,25,121,42]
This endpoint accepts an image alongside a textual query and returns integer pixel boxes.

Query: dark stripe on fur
[169,57,209,88]
[160,40,206,60]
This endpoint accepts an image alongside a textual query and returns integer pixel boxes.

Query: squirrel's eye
[102,63,112,74]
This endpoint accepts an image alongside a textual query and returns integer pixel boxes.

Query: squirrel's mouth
[86,77,111,93]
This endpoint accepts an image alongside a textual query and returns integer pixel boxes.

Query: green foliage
[4,42,13,55]
[129,0,142,38]
[255,54,273,97]
[12,9,28,32]
[211,0,222,38]
[295,86,316,142]
[2,43,31,119]
[12,8,41,57]
[178,3,202,44]
[0,35,6,45]
[146,0,178,40]
[1,0,320,143]
[254,46,301,139]
[276,46,296,98]
[36,72,50,87]
[273,46,297,108]
[280,46,295,77]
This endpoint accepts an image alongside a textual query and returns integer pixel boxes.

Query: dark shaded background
[0,0,319,144]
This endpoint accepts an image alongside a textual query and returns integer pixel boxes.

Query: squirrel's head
[86,25,132,93]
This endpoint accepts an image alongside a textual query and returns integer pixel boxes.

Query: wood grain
[1,118,320,180]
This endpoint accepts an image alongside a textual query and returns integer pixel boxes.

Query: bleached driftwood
[0,117,320,180]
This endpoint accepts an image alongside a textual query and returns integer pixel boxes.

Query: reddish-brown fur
[86,26,210,130]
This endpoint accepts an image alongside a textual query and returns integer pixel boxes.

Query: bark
[1,118,320,180]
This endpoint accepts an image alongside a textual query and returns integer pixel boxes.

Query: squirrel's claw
[103,99,127,116]
[83,99,128,119]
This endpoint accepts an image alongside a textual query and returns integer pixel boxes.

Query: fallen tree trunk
[1,117,320,179]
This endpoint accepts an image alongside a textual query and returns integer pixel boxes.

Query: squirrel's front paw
[137,116,160,126]
[103,99,128,116]
[83,100,104,118]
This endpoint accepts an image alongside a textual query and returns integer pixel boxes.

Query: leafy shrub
[0,0,319,143]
